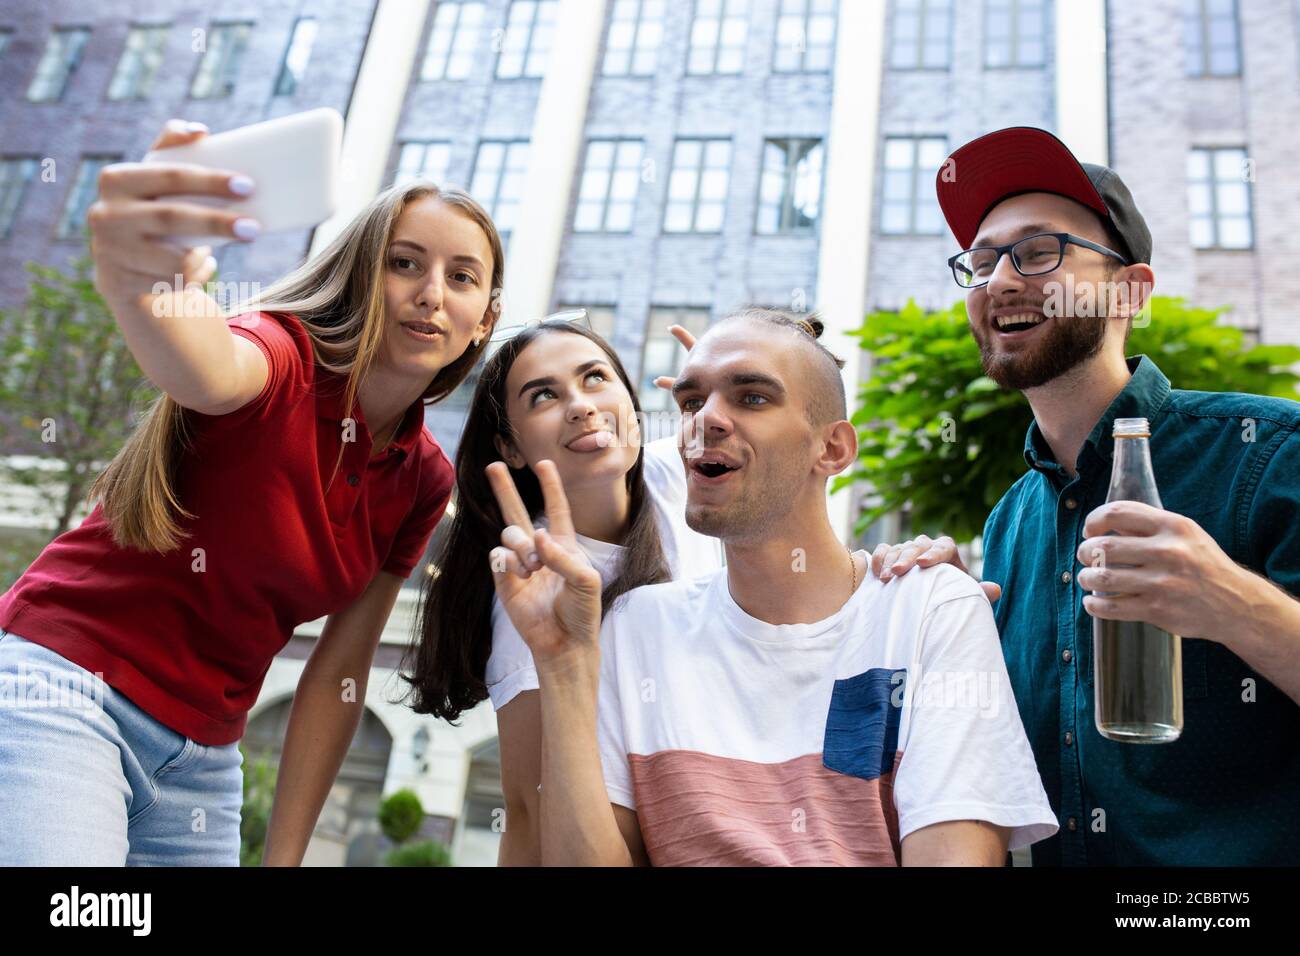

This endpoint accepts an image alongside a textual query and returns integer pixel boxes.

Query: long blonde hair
[88,181,505,553]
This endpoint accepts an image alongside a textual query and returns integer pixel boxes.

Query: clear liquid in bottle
[1091,417,1183,743]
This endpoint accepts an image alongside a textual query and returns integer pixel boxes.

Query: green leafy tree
[838,297,1300,543]
[0,253,151,587]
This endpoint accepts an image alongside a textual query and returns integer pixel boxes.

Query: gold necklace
[848,547,859,596]
[375,410,404,455]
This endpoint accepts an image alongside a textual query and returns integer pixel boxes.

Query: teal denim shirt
[982,355,1300,865]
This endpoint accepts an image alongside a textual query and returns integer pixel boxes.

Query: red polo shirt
[0,312,454,744]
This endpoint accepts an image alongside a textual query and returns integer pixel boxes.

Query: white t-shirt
[596,561,1059,866]
[485,435,724,710]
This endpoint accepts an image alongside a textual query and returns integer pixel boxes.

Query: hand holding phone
[141,107,343,247]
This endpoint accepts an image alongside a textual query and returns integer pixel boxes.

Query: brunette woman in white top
[404,317,720,864]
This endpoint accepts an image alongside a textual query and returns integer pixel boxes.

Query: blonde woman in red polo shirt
[0,121,502,866]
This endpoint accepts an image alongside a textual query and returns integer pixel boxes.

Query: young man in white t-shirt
[486,308,1057,865]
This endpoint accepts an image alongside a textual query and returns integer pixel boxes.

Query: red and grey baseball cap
[936,126,1152,266]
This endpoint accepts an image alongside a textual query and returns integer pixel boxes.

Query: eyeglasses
[947,232,1130,289]
[487,308,591,347]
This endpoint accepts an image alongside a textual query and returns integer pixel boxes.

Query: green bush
[378,788,425,845]
[239,745,278,867]
[384,839,452,867]
[838,297,1300,542]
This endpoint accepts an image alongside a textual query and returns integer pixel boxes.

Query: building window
[1184,0,1241,76]
[395,141,453,186]
[273,17,318,96]
[640,307,710,412]
[575,140,644,232]
[57,155,119,240]
[190,21,253,99]
[757,138,823,234]
[470,140,530,233]
[773,0,835,73]
[687,0,750,75]
[603,0,665,75]
[107,24,169,101]
[984,0,1045,68]
[27,26,91,102]
[557,304,617,340]
[1188,147,1253,249]
[890,0,951,69]
[880,136,946,235]
[0,157,39,238]
[664,139,731,233]
[422,1,484,80]
[496,0,557,78]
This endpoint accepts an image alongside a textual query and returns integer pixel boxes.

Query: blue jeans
[0,627,243,866]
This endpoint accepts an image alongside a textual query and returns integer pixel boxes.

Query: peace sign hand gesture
[486,459,604,664]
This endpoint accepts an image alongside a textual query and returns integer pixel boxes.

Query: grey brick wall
[1110,0,1300,344]
[0,0,375,308]
[550,0,830,383]
[869,0,1056,316]
[4,0,1297,473]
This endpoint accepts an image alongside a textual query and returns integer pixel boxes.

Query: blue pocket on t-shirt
[822,668,907,780]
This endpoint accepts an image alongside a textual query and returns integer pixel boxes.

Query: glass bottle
[1092,417,1183,743]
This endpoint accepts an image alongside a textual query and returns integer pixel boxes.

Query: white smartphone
[142,107,343,247]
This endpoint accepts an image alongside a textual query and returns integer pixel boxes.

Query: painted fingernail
[202,255,217,274]
[528,551,539,566]
[228,175,255,196]
[184,121,209,133]
[232,218,260,241]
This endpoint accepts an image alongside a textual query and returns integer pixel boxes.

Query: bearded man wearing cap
[877,126,1300,866]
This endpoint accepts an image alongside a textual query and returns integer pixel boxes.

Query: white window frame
[57,155,120,240]
[772,0,836,73]
[687,0,750,75]
[27,26,91,103]
[575,139,645,233]
[664,138,732,234]
[421,1,485,81]
[189,21,253,99]
[1187,146,1253,249]
[880,136,947,236]
[889,0,952,70]
[495,0,558,79]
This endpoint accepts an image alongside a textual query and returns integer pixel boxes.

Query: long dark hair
[402,321,671,721]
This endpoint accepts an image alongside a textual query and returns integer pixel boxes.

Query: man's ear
[818,420,858,478]
[494,433,526,469]
[1112,263,1155,321]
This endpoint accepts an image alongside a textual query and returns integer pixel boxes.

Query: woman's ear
[474,305,499,347]
[494,433,526,469]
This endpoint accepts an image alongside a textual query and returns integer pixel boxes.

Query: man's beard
[973,305,1109,390]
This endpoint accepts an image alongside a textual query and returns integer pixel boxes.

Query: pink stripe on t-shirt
[628,749,903,866]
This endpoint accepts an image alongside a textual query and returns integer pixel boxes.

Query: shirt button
[1065,498,1078,509]
[347,474,360,487]
[1064,731,1074,746]
[1067,817,1078,832]
[1061,570,1072,584]
[1062,648,1072,663]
